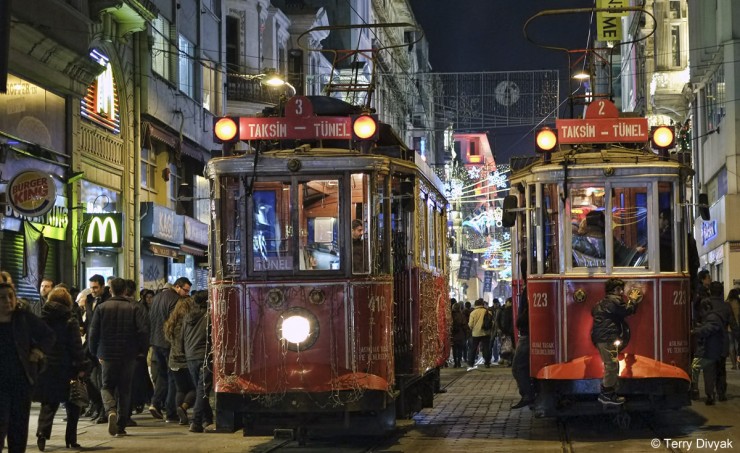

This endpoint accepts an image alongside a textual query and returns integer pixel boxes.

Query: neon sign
[84,213,123,247]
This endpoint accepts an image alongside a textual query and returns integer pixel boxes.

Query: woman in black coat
[33,287,88,450]
[0,281,55,453]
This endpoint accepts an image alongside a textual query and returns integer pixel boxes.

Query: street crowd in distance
[0,271,212,453]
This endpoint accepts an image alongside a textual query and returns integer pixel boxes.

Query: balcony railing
[226,74,283,105]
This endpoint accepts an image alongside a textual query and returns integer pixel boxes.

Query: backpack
[482,309,493,331]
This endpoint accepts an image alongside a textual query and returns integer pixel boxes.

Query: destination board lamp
[535,127,558,163]
[239,69,297,97]
[650,125,675,157]
[351,114,378,152]
[213,117,240,144]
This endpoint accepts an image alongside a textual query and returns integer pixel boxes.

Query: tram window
[299,179,340,271]
[216,176,243,278]
[658,183,675,272]
[528,185,537,274]
[252,181,292,271]
[612,187,648,267]
[351,173,370,274]
[571,187,606,268]
[542,184,559,274]
[374,174,389,274]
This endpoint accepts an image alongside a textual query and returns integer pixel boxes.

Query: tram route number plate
[556,117,649,144]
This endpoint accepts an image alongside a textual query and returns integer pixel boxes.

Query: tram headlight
[282,316,311,344]
[278,307,319,351]
[650,125,675,152]
[535,127,558,159]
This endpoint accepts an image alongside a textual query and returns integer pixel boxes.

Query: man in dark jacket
[148,277,191,421]
[183,290,213,432]
[88,278,149,437]
[691,281,730,405]
[510,295,533,409]
[591,278,642,406]
[83,274,111,423]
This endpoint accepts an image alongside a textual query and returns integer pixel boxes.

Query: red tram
[505,99,694,418]
[206,95,449,438]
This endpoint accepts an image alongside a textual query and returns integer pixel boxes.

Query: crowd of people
[0,271,213,453]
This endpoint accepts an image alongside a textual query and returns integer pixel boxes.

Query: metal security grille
[378,70,560,131]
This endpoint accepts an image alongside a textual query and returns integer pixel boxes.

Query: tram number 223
[673,290,687,305]
[532,293,548,308]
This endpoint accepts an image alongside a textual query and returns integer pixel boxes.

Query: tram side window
[571,186,606,268]
[252,181,292,272]
[612,187,648,267]
[528,185,537,274]
[658,183,675,272]
[299,179,340,271]
[542,184,559,274]
[216,176,243,278]
[374,174,389,274]
[351,173,369,274]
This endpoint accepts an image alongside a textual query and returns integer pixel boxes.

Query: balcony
[226,74,283,105]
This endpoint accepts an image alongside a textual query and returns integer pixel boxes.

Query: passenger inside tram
[572,210,645,267]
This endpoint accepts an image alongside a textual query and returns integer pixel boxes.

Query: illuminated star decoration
[488,171,508,189]
[467,166,482,179]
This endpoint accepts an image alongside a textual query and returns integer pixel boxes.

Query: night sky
[409,0,596,165]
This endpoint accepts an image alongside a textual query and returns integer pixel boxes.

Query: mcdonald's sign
[83,213,123,247]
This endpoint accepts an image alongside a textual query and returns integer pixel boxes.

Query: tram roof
[509,146,692,182]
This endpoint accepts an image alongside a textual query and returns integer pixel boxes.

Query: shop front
[140,202,184,290]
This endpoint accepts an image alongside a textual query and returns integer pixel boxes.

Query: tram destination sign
[237,116,352,141]
[556,117,649,144]
[237,96,352,141]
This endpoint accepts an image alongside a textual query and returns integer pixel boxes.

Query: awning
[142,122,177,149]
[180,243,207,257]
[180,140,211,164]
[145,240,181,258]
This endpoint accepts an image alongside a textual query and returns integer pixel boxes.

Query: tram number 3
[673,290,686,305]
[533,293,548,308]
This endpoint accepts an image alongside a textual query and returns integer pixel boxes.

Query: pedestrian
[489,299,502,365]
[591,278,642,406]
[467,299,492,369]
[149,277,192,422]
[450,302,467,368]
[691,281,729,404]
[88,277,149,437]
[27,278,54,318]
[163,296,196,426]
[33,286,89,450]
[727,289,740,370]
[0,281,55,453]
[131,289,155,414]
[183,290,214,432]
[511,289,534,409]
[499,298,514,366]
[82,274,110,424]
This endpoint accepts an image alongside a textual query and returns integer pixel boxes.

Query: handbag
[69,378,89,408]
[500,336,514,355]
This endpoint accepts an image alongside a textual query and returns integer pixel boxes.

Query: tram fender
[535,354,690,382]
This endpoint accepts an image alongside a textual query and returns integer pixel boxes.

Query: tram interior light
[650,126,675,150]
[535,128,558,153]
[213,117,240,144]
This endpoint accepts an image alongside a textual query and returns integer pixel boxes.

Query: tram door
[391,174,416,374]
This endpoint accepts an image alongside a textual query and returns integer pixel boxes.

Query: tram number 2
[532,293,548,308]
[672,290,686,305]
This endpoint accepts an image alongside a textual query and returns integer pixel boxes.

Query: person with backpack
[467,299,492,369]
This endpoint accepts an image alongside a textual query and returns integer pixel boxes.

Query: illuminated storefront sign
[701,220,717,246]
[7,171,56,217]
[83,213,123,247]
[81,50,120,134]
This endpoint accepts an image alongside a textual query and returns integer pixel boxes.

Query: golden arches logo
[86,216,118,245]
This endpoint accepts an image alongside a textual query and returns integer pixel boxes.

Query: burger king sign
[7,171,57,217]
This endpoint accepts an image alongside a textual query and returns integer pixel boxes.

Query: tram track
[556,417,575,453]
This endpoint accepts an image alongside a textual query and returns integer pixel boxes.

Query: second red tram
[506,100,694,417]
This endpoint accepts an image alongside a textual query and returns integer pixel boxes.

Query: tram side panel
[528,279,560,377]
[659,278,691,371]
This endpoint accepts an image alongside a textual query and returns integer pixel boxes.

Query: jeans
[100,358,136,430]
[691,356,717,397]
[596,342,619,389]
[511,335,533,398]
[491,335,501,363]
[187,360,213,426]
[467,336,491,367]
[152,346,177,419]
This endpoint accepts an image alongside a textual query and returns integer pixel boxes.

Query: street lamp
[238,68,296,97]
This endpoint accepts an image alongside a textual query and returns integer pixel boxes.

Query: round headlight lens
[282,315,311,344]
